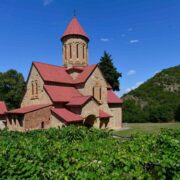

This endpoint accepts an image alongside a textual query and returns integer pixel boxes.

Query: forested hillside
[123,65,180,122]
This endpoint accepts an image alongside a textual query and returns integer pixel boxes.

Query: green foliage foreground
[0,126,179,179]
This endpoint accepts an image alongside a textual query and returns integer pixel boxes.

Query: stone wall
[62,36,88,67]
[75,66,122,129]
[50,113,66,128]
[21,65,52,107]
[108,104,122,129]
[24,106,51,130]
[81,99,99,118]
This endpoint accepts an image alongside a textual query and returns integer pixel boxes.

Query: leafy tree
[0,69,25,110]
[123,99,148,122]
[99,51,122,91]
[149,105,174,122]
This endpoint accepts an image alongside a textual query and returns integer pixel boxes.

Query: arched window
[41,122,44,129]
[83,44,85,59]
[69,44,72,59]
[31,81,34,96]
[65,45,67,60]
[99,87,102,100]
[92,87,95,97]
[35,80,38,96]
[76,44,79,58]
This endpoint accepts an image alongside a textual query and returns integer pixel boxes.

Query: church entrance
[84,115,96,128]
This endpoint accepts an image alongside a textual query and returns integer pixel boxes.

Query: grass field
[113,123,180,136]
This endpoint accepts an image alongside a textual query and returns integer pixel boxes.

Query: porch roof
[7,104,52,114]
[51,108,83,123]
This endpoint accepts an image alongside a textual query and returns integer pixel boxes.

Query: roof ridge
[33,61,65,69]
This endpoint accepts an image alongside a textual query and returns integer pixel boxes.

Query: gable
[21,65,52,107]
[76,66,108,102]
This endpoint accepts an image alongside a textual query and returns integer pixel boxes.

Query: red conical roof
[61,16,89,41]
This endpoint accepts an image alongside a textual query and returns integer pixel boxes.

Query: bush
[0,126,179,179]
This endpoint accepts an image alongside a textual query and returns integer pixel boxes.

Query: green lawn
[113,123,180,136]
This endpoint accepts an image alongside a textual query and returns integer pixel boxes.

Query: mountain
[123,65,180,122]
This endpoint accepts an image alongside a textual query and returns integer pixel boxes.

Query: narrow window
[41,122,45,129]
[35,81,38,95]
[76,44,79,58]
[69,44,72,59]
[32,81,34,96]
[65,45,67,60]
[83,45,85,59]
[99,87,102,100]
[92,87,95,97]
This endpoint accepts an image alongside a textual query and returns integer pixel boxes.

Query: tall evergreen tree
[99,51,122,91]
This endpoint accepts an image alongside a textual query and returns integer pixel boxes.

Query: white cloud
[43,0,53,6]
[128,28,133,31]
[100,38,110,42]
[127,70,136,76]
[130,39,139,44]
[125,81,143,93]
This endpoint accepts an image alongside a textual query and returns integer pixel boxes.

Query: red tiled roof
[74,64,97,84]
[107,90,123,104]
[44,85,82,103]
[33,62,74,84]
[33,62,97,85]
[66,66,84,72]
[0,101,7,115]
[51,108,83,123]
[61,16,89,41]
[99,110,112,119]
[7,104,51,114]
[66,96,91,106]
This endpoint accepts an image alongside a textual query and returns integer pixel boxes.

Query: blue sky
[0,0,180,96]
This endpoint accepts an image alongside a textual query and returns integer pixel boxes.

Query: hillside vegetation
[0,126,179,179]
[123,65,180,122]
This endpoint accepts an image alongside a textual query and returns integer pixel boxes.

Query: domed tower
[61,16,89,67]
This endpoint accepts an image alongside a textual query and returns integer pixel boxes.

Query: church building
[6,16,123,131]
